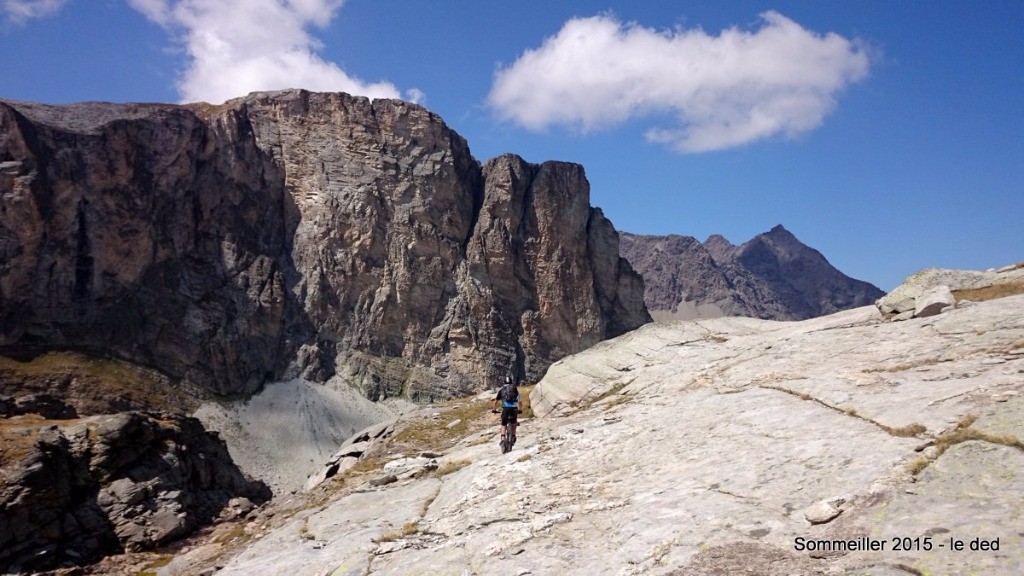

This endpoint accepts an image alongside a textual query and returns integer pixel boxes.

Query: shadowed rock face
[0,411,270,573]
[0,90,650,398]
[621,225,884,321]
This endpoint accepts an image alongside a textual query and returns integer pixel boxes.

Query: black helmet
[505,375,513,385]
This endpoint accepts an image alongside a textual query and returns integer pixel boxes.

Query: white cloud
[127,0,416,104]
[487,12,871,153]
[3,0,67,24]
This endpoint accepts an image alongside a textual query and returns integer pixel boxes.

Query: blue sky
[2,1,1022,291]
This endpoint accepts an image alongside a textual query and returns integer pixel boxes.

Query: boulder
[302,419,399,491]
[876,268,993,315]
[802,499,844,524]
[914,285,956,317]
[0,394,77,419]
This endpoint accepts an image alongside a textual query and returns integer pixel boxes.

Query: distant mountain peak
[620,226,884,321]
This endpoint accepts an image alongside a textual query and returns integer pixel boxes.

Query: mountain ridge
[620,225,884,321]
[0,90,650,400]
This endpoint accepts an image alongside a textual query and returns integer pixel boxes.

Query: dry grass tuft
[373,521,420,543]
[906,455,931,476]
[433,459,471,477]
[518,385,536,419]
[862,359,937,373]
[0,351,201,413]
[133,555,174,576]
[391,400,491,452]
[761,384,926,439]
[882,423,927,438]
[909,413,1024,477]
[589,382,630,409]
[953,280,1024,303]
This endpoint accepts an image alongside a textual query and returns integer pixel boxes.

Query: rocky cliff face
[0,90,649,398]
[0,410,270,573]
[620,225,883,321]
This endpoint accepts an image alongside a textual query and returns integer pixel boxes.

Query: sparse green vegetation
[0,351,202,413]
[212,523,249,545]
[391,399,491,451]
[133,555,174,576]
[391,385,535,452]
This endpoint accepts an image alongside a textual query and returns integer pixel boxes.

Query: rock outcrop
[0,411,270,573]
[0,91,649,398]
[620,225,884,321]
[876,262,1024,319]
[164,281,1024,575]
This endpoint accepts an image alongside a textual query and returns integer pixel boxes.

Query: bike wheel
[501,422,513,454]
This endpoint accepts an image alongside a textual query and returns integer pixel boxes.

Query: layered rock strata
[0,411,270,573]
[621,225,884,321]
[0,90,649,398]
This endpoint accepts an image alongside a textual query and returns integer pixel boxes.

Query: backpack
[501,384,519,405]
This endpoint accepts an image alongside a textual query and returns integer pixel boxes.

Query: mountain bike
[492,409,520,454]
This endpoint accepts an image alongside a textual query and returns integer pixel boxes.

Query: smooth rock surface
[914,284,955,317]
[177,292,1024,575]
[877,268,994,314]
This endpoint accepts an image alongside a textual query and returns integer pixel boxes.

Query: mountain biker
[492,375,520,446]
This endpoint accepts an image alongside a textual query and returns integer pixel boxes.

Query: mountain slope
[163,282,1024,575]
[621,225,884,321]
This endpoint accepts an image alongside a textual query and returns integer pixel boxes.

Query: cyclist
[492,375,520,446]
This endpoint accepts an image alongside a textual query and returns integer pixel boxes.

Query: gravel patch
[194,377,414,495]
